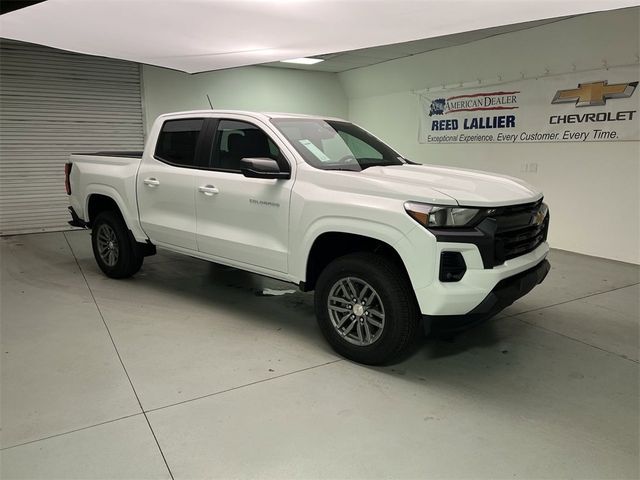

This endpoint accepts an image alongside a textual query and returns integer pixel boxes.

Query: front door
[195,118,293,273]
[137,118,206,250]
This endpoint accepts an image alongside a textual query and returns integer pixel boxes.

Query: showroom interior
[0,1,638,479]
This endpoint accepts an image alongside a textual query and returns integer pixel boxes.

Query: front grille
[427,199,549,269]
[489,200,549,265]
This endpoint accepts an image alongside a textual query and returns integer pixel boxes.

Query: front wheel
[91,210,143,279]
[314,253,420,365]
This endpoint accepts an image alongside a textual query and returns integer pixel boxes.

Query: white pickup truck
[66,110,550,364]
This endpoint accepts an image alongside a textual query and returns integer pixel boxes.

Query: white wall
[142,64,347,133]
[339,8,640,265]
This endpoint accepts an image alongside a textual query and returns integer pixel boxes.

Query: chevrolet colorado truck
[66,110,550,364]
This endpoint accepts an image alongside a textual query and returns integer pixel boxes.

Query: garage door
[0,40,144,235]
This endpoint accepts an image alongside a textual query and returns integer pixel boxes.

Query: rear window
[154,118,204,167]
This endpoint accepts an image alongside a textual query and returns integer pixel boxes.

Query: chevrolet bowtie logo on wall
[551,81,638,107]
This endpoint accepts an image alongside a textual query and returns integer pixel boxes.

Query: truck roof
[155,109,347,123]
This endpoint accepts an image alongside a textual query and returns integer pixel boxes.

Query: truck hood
[358,164,542,207]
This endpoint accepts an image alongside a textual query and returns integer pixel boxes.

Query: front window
[271,118,405,171]
[210,119,286,172]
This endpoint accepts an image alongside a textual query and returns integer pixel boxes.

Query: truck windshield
[270,118,405,171]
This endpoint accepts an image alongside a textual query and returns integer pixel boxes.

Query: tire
[314,252,420,365]
[91,210,144,279]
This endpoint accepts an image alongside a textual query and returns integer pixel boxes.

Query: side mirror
[240,158,290,180]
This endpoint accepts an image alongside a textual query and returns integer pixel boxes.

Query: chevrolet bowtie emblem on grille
[551,81,638,107]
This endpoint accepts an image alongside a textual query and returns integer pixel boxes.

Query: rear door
[194,118,294,272]
[137,118,208,250]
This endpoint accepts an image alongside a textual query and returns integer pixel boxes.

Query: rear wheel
[91,211,143,278]
[314,252,419,365]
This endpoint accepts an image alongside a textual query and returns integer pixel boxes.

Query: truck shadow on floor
[139,254,511,364]
[80,248,518,376]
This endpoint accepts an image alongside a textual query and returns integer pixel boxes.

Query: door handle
[198,185,219,196]
[143,177,160,187]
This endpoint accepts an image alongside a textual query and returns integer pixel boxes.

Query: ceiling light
[280,57,324,65]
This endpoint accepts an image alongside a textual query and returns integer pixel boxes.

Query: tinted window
[339,131,384,160]
[211,120,284,172]
[155,119,204,167]
[271,118,403,171]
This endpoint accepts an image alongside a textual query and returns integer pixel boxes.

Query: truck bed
[68,151,143,233]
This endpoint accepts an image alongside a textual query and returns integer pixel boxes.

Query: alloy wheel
[327,276,385,346]
[96,223,119,267]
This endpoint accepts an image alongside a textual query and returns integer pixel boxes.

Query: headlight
[537,203,549,225]
[404,202,483,228]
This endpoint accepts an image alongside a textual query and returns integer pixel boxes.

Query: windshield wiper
[360,162,402,170]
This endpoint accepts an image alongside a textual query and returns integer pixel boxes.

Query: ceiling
[0,0,638,74]
[262,18,569,73]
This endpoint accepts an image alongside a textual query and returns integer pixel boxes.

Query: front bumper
[425,257,550,333]
[413,240,549,316]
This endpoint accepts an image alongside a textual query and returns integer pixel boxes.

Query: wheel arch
[301,230,411,292]
[83,184,147,241]
[87,194,122,226]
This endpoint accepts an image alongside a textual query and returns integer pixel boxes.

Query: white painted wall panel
[141,64,348,135]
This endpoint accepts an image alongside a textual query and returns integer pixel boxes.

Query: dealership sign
[418,65,639,144]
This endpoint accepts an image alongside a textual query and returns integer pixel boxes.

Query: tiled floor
[1,231,638,479]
